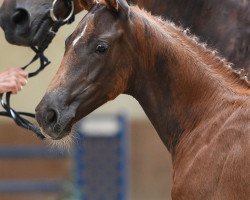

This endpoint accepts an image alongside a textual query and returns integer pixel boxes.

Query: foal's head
[36,0,134,140]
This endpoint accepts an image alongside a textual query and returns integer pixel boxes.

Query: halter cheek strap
[0,0,75,140]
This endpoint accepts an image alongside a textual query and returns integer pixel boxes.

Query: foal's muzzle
[35,103,62,139]
[35,91,77,140]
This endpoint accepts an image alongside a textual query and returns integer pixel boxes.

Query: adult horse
[0,0,249,76]
[35,0,250,199]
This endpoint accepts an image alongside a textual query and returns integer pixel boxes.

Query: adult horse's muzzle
[0,0,73,47]
[0,4,54,47]
[0,7,32,46]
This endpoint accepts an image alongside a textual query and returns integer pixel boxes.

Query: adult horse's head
[0,0,76,46]
[36,0,133,140]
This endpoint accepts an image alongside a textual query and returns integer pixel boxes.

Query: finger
[10,79,20,94]
[9,68,27,78]
[17,72,28,83]
[11,86,18,94]
[13,68,28,78]
[19,70,28,79]
[15,82,23,93]
[17,85,22,92]
[12,90,17,94]
[15,79,22,91]
[19,77,28,86]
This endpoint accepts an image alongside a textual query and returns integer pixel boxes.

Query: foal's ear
[80,0,97,11]
[105,0,130,14]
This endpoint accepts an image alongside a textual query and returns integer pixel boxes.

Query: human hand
[0,68,28,94]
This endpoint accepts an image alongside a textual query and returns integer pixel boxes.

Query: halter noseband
[0,0,75,140]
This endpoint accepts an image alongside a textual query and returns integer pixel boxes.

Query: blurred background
[0,0,172,199]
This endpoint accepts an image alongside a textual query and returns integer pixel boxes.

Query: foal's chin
[42,122,79,150]
[43,119,75,139]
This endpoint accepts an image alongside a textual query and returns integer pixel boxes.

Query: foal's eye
[95,43,108,54]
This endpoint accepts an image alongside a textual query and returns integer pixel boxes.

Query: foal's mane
[129,6,250,90]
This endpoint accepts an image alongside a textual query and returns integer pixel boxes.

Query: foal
[36,0,250,199]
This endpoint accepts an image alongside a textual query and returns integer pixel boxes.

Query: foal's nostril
[46,109,58,125]
[11,8,30,26]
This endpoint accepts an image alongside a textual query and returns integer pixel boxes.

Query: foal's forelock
[130,6,250,90]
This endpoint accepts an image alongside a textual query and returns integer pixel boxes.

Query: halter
[0,0,75,140]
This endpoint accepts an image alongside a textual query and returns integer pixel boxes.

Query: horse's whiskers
[45,122,80,152]
[46,133,75,152]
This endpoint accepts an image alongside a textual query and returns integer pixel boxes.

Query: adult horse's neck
[73,0,175,15]
[73,0,88,13]
[134,0,191,18]
[127,7,250,157]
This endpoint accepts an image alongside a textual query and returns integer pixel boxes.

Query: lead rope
[0,47,51,139]
[0,0,75,139]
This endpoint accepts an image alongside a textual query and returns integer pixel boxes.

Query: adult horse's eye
[95,43,108,53]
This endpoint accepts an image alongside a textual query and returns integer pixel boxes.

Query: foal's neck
[128,7,249,155]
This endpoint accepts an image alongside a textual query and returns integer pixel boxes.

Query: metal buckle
[50,0,74,23]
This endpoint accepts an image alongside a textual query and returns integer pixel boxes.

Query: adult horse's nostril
[46,109,58,125]
[11,8,30,26]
